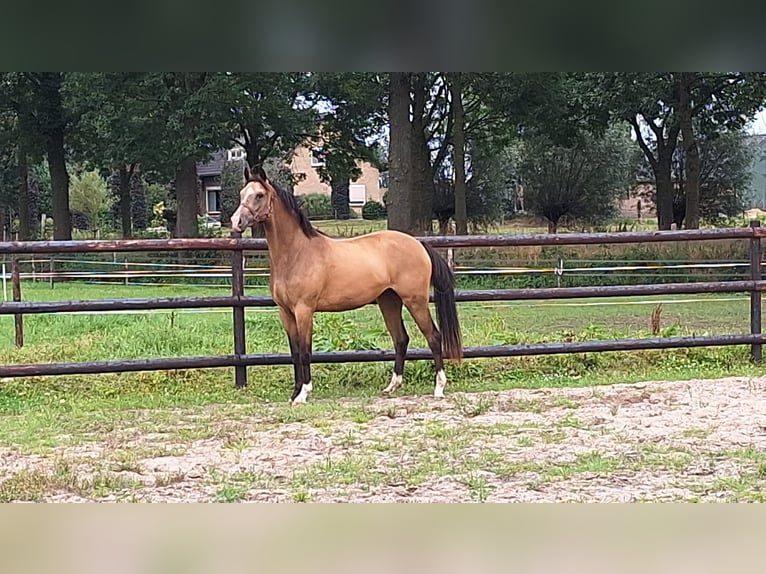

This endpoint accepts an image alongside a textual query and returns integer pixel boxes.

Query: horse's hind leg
[377,289,409,395]
[403,297,446,398]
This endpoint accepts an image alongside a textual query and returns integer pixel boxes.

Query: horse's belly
[315,282,385,312]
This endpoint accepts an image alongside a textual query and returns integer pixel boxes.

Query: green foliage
[301,193,332,219]
[313,315,384,352]
[362,200,387,220]
[69,170,112,236]
[144,183,168,217]
[220,158,246,224]
[217,73,319,167]
[518,125,635,232]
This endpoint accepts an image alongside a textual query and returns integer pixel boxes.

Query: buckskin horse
[231,166,462,404]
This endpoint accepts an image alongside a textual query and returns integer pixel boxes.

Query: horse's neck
[264,201,311,269]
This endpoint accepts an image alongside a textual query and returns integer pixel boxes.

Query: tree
[387,72,455,235]
[67,73,163,237]
[220,157,246,224]
[639,129,756,226]
[69,170,112,237]
[387,72,418,233]
[0,73,47,240]
[518,126,634,233]
[217,73,319,169]
[581,73,679,230]
[449,73,467,234]
[312,73,387,219]
[26,72,73,240]
[148,73,231,238]
[427,73,584,232]
[584,72,766,229]
[673,72,766,228]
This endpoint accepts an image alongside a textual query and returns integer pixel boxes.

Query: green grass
[1,281,765,456]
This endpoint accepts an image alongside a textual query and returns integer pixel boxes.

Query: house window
[228,148,245,162]
[206,187,221,213]
[349,183,366,205]
[310,148,326,167]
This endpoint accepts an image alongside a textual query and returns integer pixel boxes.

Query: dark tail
[424,243,463,360]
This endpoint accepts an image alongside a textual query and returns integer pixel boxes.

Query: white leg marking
[434,369,447,398]
[383,373,403,395]
[291,381,313,404]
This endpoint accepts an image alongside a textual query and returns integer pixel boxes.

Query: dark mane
[245,164,326,238]
[270,180,324,238]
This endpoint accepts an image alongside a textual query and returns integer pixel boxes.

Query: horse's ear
[243,165,251,182]
[254,164,268,182]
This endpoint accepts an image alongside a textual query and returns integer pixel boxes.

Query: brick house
[197,144,386,223]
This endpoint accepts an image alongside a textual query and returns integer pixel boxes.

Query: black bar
[0,296,241,315]
[0,237,243,255]
[11,257,23,348]
[3,226,758,256]
[2,334,765,378]
[231,237,247,388]
[451,280,765,302]
[0,355,241,377]
[414,227,757,248]
[3,280,763,317]
[750,220,762,363]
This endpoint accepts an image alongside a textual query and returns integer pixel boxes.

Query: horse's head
[231,165,274,232]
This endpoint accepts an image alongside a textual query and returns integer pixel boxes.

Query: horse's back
[310,229,431,310]
[336,229,429,265]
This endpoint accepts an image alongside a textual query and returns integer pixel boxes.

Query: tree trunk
[677,72,701,229]
[174,157,200,238]
[330,178,351,219]
[244,138,263,171]
[118,165,133,238]
[654,133,681,232]
[450,73,468,235]
[547,219,558,234]
[387,72,417,234]
[46,127,71,240]
[410,75,434,234]
[412,128,434,234]
[34,72,71,240]
[655,164,674,230]
[131,169,148,231]
[17,148,31,240]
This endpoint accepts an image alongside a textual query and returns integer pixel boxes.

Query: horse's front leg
[278,307,302,402]
[290,303,315,405]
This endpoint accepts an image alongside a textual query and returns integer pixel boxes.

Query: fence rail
[1,222,763,385]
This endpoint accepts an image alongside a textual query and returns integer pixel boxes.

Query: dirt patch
[2,376,766,502]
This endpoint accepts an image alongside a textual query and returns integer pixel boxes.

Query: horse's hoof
[291,382,312,405]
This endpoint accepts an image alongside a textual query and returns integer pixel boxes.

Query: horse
[230,165,462,404]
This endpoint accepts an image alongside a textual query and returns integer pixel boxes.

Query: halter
[239,188,273,223]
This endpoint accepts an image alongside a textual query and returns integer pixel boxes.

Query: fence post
[231,234,247,388]
[12,257,23,348]
[750,219,762,363]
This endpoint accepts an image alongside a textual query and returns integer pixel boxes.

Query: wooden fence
[1,221,764,387]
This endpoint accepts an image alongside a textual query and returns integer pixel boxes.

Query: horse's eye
[256,192,264,199]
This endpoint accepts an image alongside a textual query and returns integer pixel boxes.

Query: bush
[301,193,332,219]
[362,200,387,220]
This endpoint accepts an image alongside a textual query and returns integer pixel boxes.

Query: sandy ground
[2,375,766,503]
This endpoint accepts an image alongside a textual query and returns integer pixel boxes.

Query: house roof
[197,150,228,177]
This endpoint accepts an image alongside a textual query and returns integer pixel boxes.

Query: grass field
[1,280,763,412]
[0,258,766,502]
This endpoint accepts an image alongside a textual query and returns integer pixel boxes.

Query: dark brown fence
[1,221,764,386]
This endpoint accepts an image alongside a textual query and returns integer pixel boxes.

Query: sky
[748,108,766,134]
